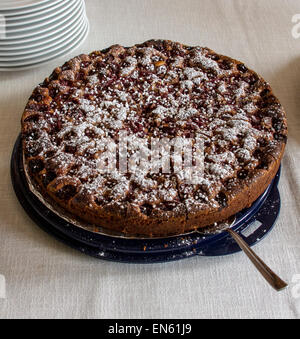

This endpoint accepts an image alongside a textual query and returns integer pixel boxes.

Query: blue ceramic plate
[11,135,281,263]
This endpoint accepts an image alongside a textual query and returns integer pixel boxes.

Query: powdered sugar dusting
[22,39,287,225]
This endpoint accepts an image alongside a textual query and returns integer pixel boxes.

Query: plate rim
[0,17,86,61]
[1,0,83,40]
[0,14,85,51]
[0,15,85,56]
[0,19,89,71]
[0,1,84,45]
[3,0,65,21]
[0,0,51,11]
[0,0,62,14]
[3,0,78,30]
[0,19,88,67]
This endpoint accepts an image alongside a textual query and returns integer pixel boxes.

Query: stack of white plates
[0,0,89,71]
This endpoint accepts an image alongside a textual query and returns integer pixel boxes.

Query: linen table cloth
[0,0,300,319]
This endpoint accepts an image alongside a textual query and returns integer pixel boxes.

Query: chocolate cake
[21,39,287,237]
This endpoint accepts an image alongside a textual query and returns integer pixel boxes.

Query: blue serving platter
[11,135,281,263]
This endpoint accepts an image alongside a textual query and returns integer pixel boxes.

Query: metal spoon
[195,216,287,291]
[226,227,288,291]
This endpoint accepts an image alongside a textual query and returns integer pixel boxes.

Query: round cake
[21,39,287,237]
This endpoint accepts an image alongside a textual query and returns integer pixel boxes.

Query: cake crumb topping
[22,40,287,234]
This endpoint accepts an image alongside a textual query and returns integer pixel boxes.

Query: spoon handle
[226,228,288,291]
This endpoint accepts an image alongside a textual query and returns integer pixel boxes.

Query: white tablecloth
[0,0,300,319]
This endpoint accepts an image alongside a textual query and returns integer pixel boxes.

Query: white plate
[0,21,89,71]
[0,14,84,51]
[0,1,83,44]
[0,16,83,50]
[0,15,85,55]
[0,20,89,71]
[2,0,83,39]
[5,0,80,34]
[0,18,88,68]
[0,1,50,10]
[5,0,78,28]
[4,0,64,22]
[0,0,61,15]
[0,17,85,61]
